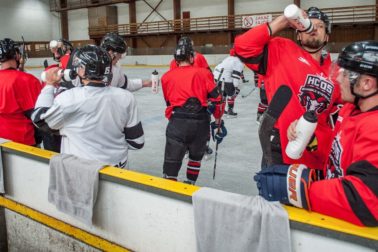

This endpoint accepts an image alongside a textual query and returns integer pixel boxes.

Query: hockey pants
[163,116,209,182]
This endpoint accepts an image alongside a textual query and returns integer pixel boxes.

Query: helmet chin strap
[299,40,327,54]
[352,89,378,106]
[351,75,378,106]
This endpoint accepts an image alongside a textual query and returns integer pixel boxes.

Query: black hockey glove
[210,120,227,144]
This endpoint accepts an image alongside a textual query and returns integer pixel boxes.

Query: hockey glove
[210,120,227,144]
[254,164,316,210]
[207,102,216,115]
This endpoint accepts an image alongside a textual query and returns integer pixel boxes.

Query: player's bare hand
[287,119,298,141]
[143,79,152,88]
[43,67,62,86]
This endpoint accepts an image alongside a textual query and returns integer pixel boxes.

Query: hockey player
[161,39,226,184]
[0,38,42,146]
[169,36,211,72]
[100,32,152,91]
[235,7,340,170]
[255,41,378,227]
[39,39,76,152]
[49,38,73,69]
[213,48,244,117]
[170,36,214,157]
[32,45,144,168]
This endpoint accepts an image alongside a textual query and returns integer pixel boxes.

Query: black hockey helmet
[337,41,378,78]
[100,33,127,54]
[174,37,194,62]
[178,36,193,46]
[0,38,19,62]
[72,45,112,82]
[307,7,331,34]
[50,38,73,61]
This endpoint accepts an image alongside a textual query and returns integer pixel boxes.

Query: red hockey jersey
[235,23,340,169]
[0,69,42,145]
[162,65,219,119]
[310,103,378,226]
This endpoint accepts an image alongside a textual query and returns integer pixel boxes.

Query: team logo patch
[298,74,334,114]
[326,133,344,178]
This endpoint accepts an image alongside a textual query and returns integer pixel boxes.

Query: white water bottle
[286,111,318,160]
[151,70,159,94]
[284,4,313,33]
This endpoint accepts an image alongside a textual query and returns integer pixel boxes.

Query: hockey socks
[186,159,201,182]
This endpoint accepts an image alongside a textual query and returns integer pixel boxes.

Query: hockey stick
[19,36,28,72]
[258,85,292,167]
[241,86,256,98]
[213,68,225,180]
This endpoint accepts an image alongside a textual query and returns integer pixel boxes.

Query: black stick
[258,85,292,167]
[213,68,225,180]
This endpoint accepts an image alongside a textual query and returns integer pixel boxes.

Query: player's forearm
[269,15,290,35]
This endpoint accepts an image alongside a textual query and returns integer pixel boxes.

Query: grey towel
[48,154,106,225]
[192,187,291,252]
[0,138,11,194]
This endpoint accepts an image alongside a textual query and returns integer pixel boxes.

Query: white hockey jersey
[32,84,144,167]
[213,56,244,87]
[111,65,143,92]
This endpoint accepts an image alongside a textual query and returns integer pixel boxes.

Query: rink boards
[0,141,377,252]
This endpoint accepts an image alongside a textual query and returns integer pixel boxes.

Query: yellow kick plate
[0,196,129,252]
[1,141,377,241]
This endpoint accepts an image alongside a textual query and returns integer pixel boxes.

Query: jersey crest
[326,132,344,178]
[298,74,334,114]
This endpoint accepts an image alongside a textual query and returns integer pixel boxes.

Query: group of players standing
[0,5,376,227]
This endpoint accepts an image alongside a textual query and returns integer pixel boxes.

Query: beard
[301,37,324,49]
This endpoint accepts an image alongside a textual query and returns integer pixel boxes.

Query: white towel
[192,187,291,252]
[0,138,11,194]
[48,154,106,225]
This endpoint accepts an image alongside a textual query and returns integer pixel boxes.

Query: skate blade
[226,114,238,119]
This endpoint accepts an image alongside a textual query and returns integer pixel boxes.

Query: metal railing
[49,0,131,12]
[89,5,377,37]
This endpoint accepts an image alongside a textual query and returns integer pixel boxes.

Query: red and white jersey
[213,56,244,87]
[310,103,378,226]
[169,51,210,71]
[162,65,219,119]
[235,23,340,169]
[0,69,42,145]
[325,103,378,178]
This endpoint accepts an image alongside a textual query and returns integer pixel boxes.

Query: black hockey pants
[163,112,210,181]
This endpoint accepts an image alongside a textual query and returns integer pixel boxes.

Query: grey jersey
[213,56,244,87]
[32,84,144,167]
[111,65,143,92]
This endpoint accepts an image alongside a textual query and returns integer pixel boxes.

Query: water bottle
[286,111,318,160]
[151,70,159,94]
[41,68,77,83]
[60,69,77,82]
[284,4,313,33]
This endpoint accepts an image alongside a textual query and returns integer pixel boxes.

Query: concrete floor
[29,66,262,196]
